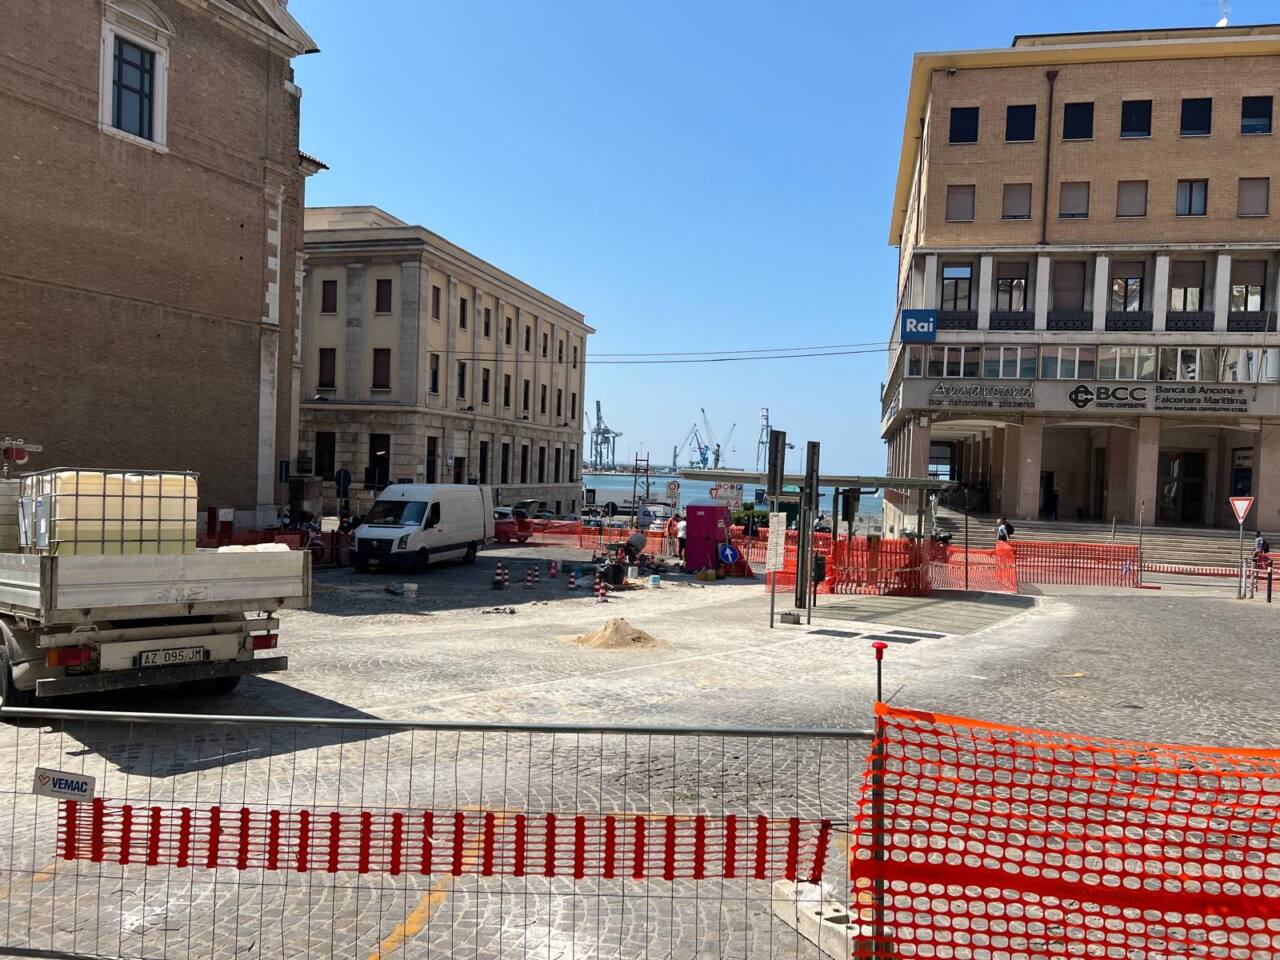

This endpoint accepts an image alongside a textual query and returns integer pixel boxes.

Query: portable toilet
[684,501,731,571]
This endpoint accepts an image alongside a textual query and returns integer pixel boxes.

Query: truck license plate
[139,647,207,668]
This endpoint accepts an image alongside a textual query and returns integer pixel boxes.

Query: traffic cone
[567,568,577,590]
[501,563,509,588]
[549,559,559,578]
[533,564,540,585]
[525,568,533,589]
[492,564,504,589]
[594,572,607,603]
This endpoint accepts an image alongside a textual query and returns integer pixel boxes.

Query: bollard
[549,559,558,578]
[567,568,577,590]
[1269,560,1274,604]
[533,564,540,585]
[594,572,608,603]
[525,569,533,590]
[492,567,504,590]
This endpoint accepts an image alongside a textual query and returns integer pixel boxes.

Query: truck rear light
[251,633,278,651]
[47,646,94,668]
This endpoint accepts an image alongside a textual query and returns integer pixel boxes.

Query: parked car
[494,506,533,544]
[350,484,494,572]
[534,510,557,521]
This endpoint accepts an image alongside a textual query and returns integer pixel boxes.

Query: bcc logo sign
[900,309,937,343]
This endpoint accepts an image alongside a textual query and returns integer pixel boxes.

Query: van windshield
[365,500,428,526]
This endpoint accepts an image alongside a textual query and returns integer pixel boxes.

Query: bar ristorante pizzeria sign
[928,382,1035,409]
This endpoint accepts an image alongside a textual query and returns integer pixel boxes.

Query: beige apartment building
[298,207,591,515]
[0,0,319,525]
[881,24,1280,532]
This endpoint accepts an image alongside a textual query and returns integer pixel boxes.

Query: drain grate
[863,633,922,645]
[887,628,946,639]
[807,629,860,639]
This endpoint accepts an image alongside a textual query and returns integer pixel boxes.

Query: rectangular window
[429,353,440,394]
[982,347,1001,379]
[426,436,438,484]
[1062,101,1093,140]
[570,392,578,419]
[321,279,338,314]
[556,388,563,418]
[572,345,579,368]
[1116,180,1148,218]
[524,326,532,351]
[500,442,510,484]
[997,346,1027,379]
[1159,347,1215,382]
[478,441,490,485]
[367,434,390,490]
[995,262,1028,311]
[926,346,944,379]
[1059,181,1090,219]
[941,264,973,310]
[112,36,155,140]
[314,432,335,480]
[553,448,562,484]
[557,341,564,362]
[375,278,393,314]
[522,379,531,412]
[505,316,513,345]
[940,346,978,379]
[541,332,549,357]
[1176,179,1208,216]
[1238,177,1270,217]
[1169,261,1205,312]
[1005,104,1036,142]
[431,285,441,319]
[481,367,491,404]
[1042,346,1086,380]
[1120,99,1152,138]
[1231,261,1266,312]
[1242,95,1273,135]
[483,306,492,337]
[540,384,548,414]
[1220,347,1264,383]
[907,345,925,378]
[537,446,546,484]
[317,348,336,389]
[372,349,391,390]
[459,297,468,329]
[949,106,979,143]
[569,448,577,483]
[1110,262,1144,312]
[1052,261,1087,310]
[1180,97,1212,136]
[503,373,512,407]
[944,184,975,222]
[1100,346,1155,381]
[457,361,467,399]
[1001,183,1032,220]
[520,445,530,484]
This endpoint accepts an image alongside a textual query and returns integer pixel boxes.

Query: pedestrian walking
[665,515,678,557]
[996,517,1014,542]
[676,514,687,561]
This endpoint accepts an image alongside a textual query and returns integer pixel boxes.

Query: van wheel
[415,549,430,573]
[0,644,35,710]
[464,542,478,564]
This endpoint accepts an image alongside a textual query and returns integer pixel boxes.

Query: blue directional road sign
[719,543,741,565]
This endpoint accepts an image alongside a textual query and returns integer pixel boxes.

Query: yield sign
[1230,496,1254,525]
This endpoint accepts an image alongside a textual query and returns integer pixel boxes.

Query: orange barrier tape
[850,704,1280,957]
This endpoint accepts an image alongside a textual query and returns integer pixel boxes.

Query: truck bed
[0,550,310,625]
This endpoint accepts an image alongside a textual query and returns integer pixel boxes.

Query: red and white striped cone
[567,568,577,590]
[501,564,509,588]
[492,564,504,589]
[594,572,608,603]
[533,564,540,585]
[549,559,559,578]
[524,568,533,590]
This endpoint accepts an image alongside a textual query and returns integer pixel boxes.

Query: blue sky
[293,0,1252,474]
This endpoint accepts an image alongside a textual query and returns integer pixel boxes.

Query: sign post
[1230,495,1254,599]
[765,430,787,629]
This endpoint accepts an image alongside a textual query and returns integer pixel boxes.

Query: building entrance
[1157,451,1207,525]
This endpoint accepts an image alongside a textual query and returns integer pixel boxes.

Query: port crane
[587,401,622,470]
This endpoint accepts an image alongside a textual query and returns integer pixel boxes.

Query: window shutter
[1052,261,1086,310]
[1002,183,1032,219]
[1239,178,1270,216]
[996,261,1029,280]
[1059,182,1090,217]
[1116,181,1147,217]
[945,185,975,221]
[1170,261,1205,288]
[1111,261,1145,281]
[1233,261,1267,285]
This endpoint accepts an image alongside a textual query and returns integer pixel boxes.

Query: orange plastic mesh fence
[928,542,1018,593]
[850,703,1280,959]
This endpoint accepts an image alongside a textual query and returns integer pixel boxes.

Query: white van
[350,484,494,573]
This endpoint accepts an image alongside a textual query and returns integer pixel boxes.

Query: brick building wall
[0,0,316,516]
[922,56,1279,248]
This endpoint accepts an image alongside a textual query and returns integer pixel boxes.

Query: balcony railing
[1226,311,1278,333]
[1046,311,1092,331]
[1105,310,1153,332]
[937,310,978,330]
[1165,311,1214,332]
[989,311,1034,331]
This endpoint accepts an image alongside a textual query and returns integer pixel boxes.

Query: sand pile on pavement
[568,618,665,649]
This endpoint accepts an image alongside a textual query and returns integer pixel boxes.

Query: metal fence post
[870,641,888,959]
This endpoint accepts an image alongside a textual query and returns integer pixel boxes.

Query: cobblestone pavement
[2,544,1277,958]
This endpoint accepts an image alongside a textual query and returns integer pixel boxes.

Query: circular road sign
[718,543,740,565]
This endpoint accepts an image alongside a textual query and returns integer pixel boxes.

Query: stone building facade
[0,0,319,524]
[881,24,1280,531]
[299,207,591,515]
